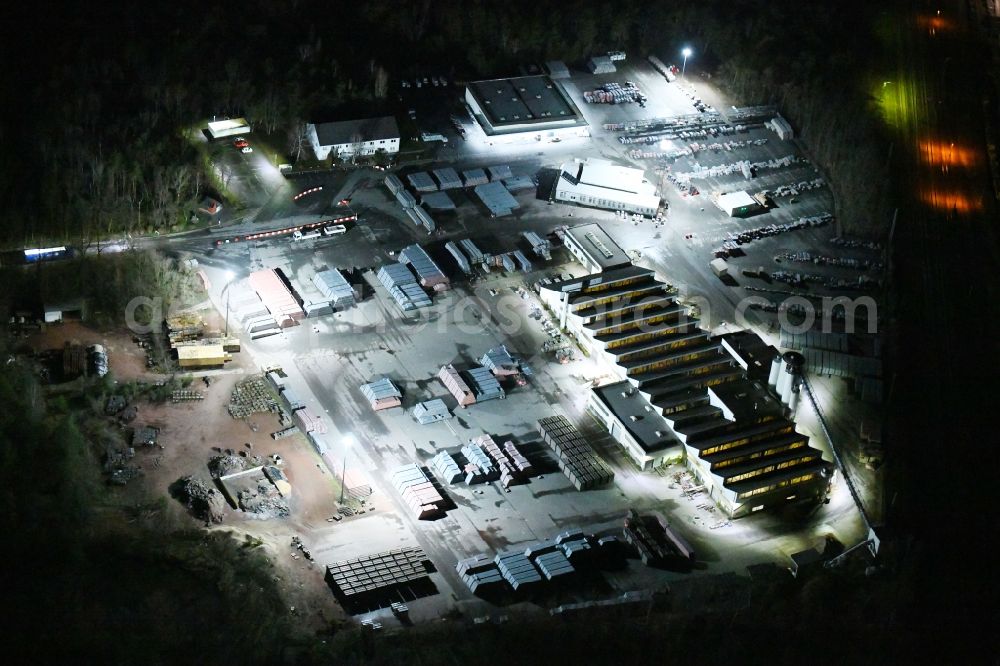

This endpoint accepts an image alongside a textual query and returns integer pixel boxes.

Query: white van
[322,224,347,236]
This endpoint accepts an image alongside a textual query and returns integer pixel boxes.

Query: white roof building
[716,191,762,217]
[307,116,400,160]
[555,158,661,215]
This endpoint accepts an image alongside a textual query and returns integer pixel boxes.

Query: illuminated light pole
[681,47,693,80]
[223,270,236,337]
[339,434,355,504]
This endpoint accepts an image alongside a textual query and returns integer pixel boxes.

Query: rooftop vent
[630,415,641,422]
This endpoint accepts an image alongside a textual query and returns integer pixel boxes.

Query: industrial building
[716,191,764,218]
[560,223,631,274]
[555,159,661,216]
[206,118,250,140]
[307,116,400,160]
[465,75,589,139]
[540,265,832,516]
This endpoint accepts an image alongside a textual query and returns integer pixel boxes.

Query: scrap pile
[173,475,227,523]
[237,477,291,519]
[228,376,279,418]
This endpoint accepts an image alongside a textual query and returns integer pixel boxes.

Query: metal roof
[398,245,448,285]
[461,168,489,186]
[420,191,456,210]
[361,377,402,401]
[407,171,438,192]
[432,167,462,190]
[467,76,580,127]
[312,116,399,146]
[592,381,680,455]
[474,181,519,217]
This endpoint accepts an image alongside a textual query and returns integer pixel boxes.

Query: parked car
[241,146,253,154]
[233,137,249,148]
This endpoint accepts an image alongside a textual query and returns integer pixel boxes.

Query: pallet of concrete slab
[390,464,448,519]
[458,238,485,264]
[456,554,506,595]
[360,376,402,411]
[503,440,534,476]
[537,416,615,490]
[244,313,282,339]
[279,386,305,412]
[438,364,476,407]
[325,546,432,603]
[466,366,505,402]
[461,441,499,483]
[502,175,535,193]
[420,191,455,210]
[384,173,404,195]
[495,549,543,591]
[377,263,431,311]
[271,426,298,440]
[294,406,326,434]
[430,450,464,484]
[512,249,533,272]
[404,206,436,233]
[461,168,489,187]
[407,171,438,192]
[432,167,462,190]
[555,530,594,565]
[303,300,333,317]
[248,269,304,327]
[531,546,576,581]
[412,398,452,424]
[473,434,523,488]
[652,511,696,563]
[474,181,519,217]
[313,269,357,309]
[487,165,513,181]
[343,467,373,499]
[622,509,673,566]
[522,231,552,260]
[499,253,516,273]
[395,188,417,209]
[398,244,449,290]
[265,370,286,392]
[445,241,471,275]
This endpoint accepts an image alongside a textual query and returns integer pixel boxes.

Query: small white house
[307,116,400,160]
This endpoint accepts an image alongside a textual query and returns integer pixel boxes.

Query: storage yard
[120,51,880,629]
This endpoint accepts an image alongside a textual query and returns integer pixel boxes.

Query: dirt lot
[27,320,149,380]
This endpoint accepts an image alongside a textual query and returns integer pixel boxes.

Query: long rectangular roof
[564,223,632,270]
[467,75,582,128]
[313,116,399,147]
[474,181,519,216]
[593,381,680,455]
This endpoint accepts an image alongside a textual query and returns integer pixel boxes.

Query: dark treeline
[0,0,886,246]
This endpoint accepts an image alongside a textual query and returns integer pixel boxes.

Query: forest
[0,0,889,246]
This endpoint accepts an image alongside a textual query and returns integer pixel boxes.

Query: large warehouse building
[539,237,832,516]
[555,158,661,215]
[465,75,589,140]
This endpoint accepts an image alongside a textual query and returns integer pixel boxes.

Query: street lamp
[223,270,236,337]
[339,434,355,504]
[681,47,693,80]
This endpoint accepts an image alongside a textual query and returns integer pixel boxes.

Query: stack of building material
[280,386,305,412]
[545,60,571,79]
[445,241,471,274]
[412,206,437,233]
[303,301,333,317]
[622,509,671,565]
[430,450,464,484]
[420,191,456,210]
[244,312,281,339]
[480,346,520,377]
[343,467,374,499]
[503,440,533,476]
[471,435,505,466]
[461,442,499,483]
[412,399,452,424]
[407,172,438,192]
[384,173,404,194]
[466,366,505,401]
[360,377,402,411]
[438,364,476,407]
[487,165,513,181]
[456,554,505,594]
[398,245,449,290]
[294,407,326,434]
[557,531,593,564]
[494,549,542,590]
[537,416,615,490]
[176,344,231,369]
[395,189,417,209]
[325,547,431,602]
[474,181,520,217]
[165,313,205,345]
[534,550,575,581]
[586,55,616,74]
[389,464,447,520]
[312,269,357,309]
[462,168,489,187]
[377,263,431,311]
[500,254,516,273]
[654,512,697,563]
[459,238,485,264]
[521,231,552,260]
[512,250,533,272]
[432,167,462,190]
[502,175,535,193]
[249,269,304,327]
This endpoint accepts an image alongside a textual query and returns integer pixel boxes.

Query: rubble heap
[238,478,291,519]
[173,476,227,523]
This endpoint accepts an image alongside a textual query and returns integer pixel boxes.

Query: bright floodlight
[682,47,692,57]
[224,270,235,281]
[343,434,355,448]
[659,139,670,150]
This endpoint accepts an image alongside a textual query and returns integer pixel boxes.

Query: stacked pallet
[280,386,305,412]
[472,434,519,488]
[438,364,475,407]
[294,407,326,434]
[494,549,542,590]
[384,173,404,194]
[466,366,505,401]
[487,165,513,181]
[461,168,489,187]
[503,440,533,476]
[534,550,575,581]
[622,509,672,565]
[313,269,357,309]
[433,167,462,190]
[395,189,417,209]
[456,554,505,594]
[398,245,449,290]
[430,450,463,484]
[479,346,520,376]
[361,377,402,411]
[325,547,430,600]
[556,530,593,565]
[377,263,431,312]
[461,442,498,484]
[412,399,451,424]
[537,416,615,491]
[390,464,446,520]
[248,269,304,327]
[343,468,374,499]
[407,172,438,192]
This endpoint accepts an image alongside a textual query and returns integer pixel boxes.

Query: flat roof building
[562,223,631,273]
[465,75,589,138]
[307,116,400,160]
[716,191,763,217]
[555,158,661,216]
[588,382,683,470]
[206,118,250,140]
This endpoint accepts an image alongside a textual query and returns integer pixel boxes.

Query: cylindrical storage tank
[787,385,800,412]
[777,367,792,397]
[782,376,797,405]
[779,351,805,405]
[768,355,782,387]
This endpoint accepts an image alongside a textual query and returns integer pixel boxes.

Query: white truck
[292,229,321,241]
